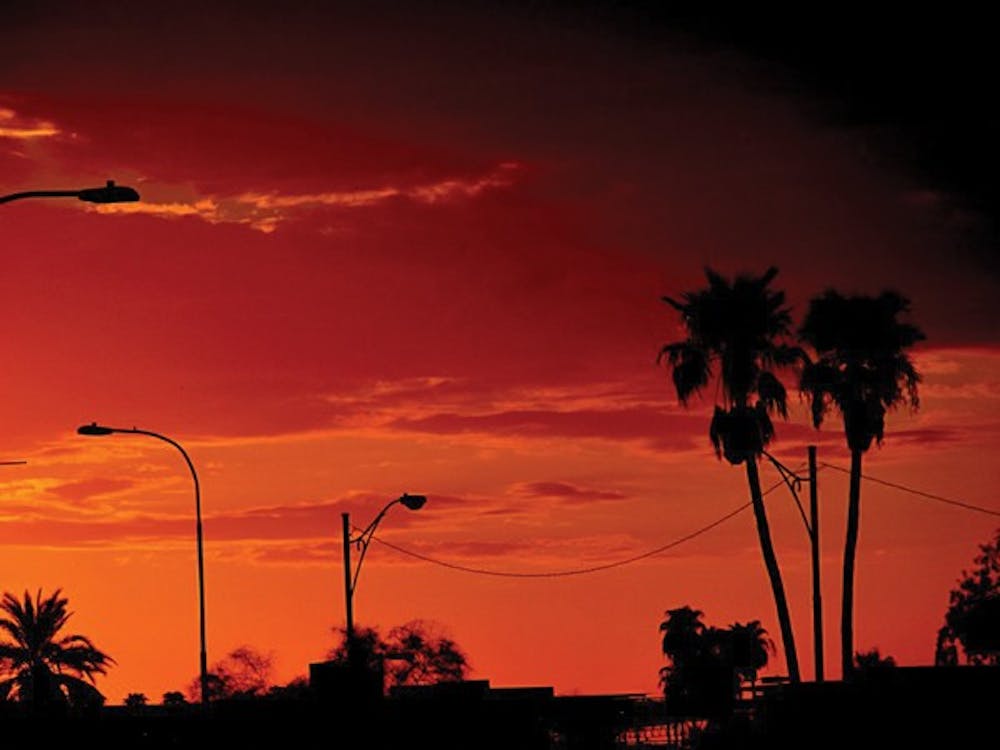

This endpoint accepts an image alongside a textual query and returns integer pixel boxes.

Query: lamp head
[399,493,427,511]
[77,180,140,204]
[78,422,114,436]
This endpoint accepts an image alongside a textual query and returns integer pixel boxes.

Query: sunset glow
[2,5,997,704]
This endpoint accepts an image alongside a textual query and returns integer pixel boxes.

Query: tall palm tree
[799,290,924,679]
[0,589,114,709]
[660,267,802,682]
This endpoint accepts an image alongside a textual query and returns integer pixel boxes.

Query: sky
[1,3,998,703]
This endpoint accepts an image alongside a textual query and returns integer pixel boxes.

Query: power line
[819,461,1000,518]
[368,478,794,579]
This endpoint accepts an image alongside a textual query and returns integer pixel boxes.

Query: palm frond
[56,673,106,707]
[661,295,687,313]
[754,403,775,447]
[659,342,711,404]
[799,360,840,428]
[799,290,924,451]
[708,406,726,460]
[756,372,788,419]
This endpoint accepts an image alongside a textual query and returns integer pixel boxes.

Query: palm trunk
[745,457,801,683]
[841,448,862,680]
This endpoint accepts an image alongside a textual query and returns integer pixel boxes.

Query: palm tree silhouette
[728,620,773,695]
[799,290,924,679]
[659,605,707,668]
[0,589,114,709]
[659,606,714,716]
[660,267,802,682]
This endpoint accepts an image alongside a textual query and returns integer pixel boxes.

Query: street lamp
[343,493,426,650]
[77,422,209,706]
[1,180,140,205]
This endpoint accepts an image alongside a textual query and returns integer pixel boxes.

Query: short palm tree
[728,620,773,694]
[799,290,924,679]
[0,589,114,708]
[659,605,707,670]
[659,606,712,714]
[660,267,801,682]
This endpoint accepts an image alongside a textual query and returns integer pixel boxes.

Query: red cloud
[388,408,703,451]
[514,481,628,504]
[49,478,134,502]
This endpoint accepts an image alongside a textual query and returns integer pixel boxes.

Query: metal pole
[193,461,208,705]
[809,445,824,682]
[144,431,208,705]
[99,428,209,705]
[342,512,354,651]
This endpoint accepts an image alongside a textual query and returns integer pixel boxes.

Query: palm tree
[799,290,923,679]
[659,605,707,670]
[0,589,114,709]
[728,620,773,695]
[659,606,713,716]
[659,267,801,682]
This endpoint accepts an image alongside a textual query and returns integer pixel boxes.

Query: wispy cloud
[90,198,223,221]
[513,481,628,504]
[0,107,60,139]
[92,162,522,232]
[387,407,702,452]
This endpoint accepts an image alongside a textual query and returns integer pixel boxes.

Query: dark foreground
[2,666,997,749]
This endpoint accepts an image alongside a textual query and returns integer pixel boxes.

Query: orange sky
[1,4,998,703]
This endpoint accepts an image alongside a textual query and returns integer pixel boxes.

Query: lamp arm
[349,498,401,595]
[0,189,81,204]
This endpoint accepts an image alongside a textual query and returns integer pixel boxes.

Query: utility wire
[819,461,1000,518]
[367,478,792,579]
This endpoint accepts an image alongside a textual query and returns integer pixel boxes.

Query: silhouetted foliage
[660,267,801,682]
[328,620,469,688]
[0,589,113,710]
[799,289,924,679]
[853,648,896,674]
[386,621,469,686]
[658,607,772,719]
[161,690,187,706]
[124,692,148,707]
[728,620,774,690]
[328,625,385,674]
[659,607,726,717]
[265,676,310,700]
[937,529,1000,665]
[186,645,274,702]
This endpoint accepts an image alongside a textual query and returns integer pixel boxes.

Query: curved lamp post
[78,422,208,705]
[343,493,426,651]
[1,180,140,205]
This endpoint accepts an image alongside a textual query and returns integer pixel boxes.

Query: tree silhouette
[0,589,113,710]
[265,676,310,700]
[659,606,706,668]
[328,620,469,689]
[162,690,187,706]
[659,607,722,717]
[936,528,1000,665]
[327,625,385,674]
[853,647,896,674]
[660,267,802,682]
[124,692,148,708]
[659,608,769,719]
[799,290,924,679]
[728,620,773,693]
[186,645,274,701]
[384,620,468,686]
